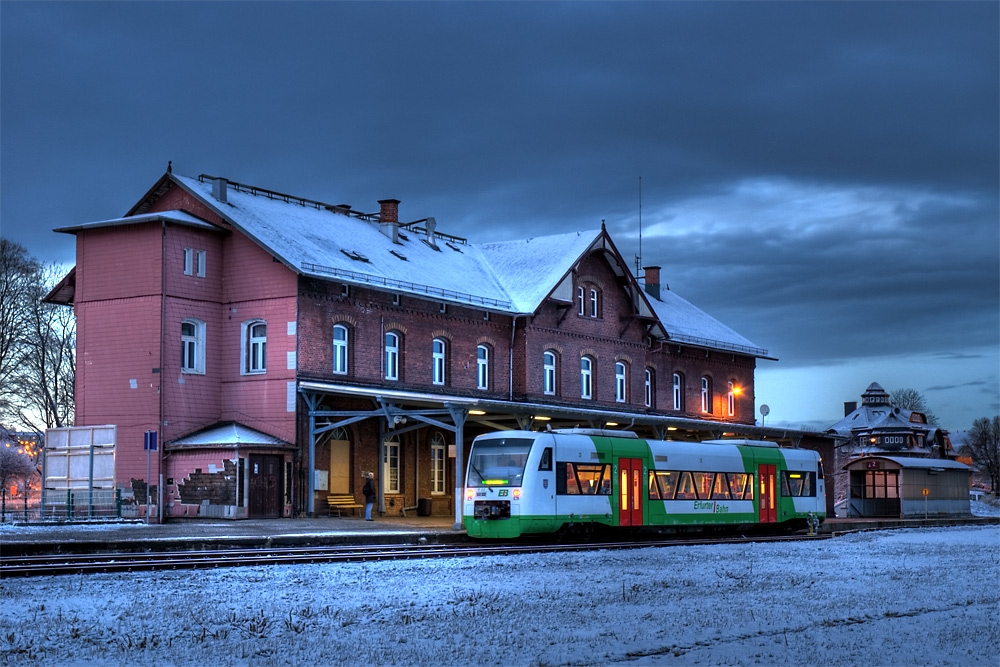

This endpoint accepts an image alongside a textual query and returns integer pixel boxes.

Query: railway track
[0,532,831,577]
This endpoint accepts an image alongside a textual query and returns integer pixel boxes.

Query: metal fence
[1,489,134,523]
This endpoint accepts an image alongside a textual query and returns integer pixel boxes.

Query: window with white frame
[673,372,684,411]
[383,439,400,493]
[581,356,593,399]
[183,248,206,277]
[181,319,205,374]
[241,320,267,374]
[384,332,400,381]
[615,362,627,403]
[477,345,490,390]
[543,350,557,395]
[590,289,598,318]
[333,324,349,374]
[431,433,446,495]
[644,368,653,408]
[432,338,446,385]
[728,381,736,417]
[701,376,712,414]
[577,286,585,316]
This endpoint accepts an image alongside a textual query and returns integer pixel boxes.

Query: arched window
[577,286,585,316]
[543,350,557,395]
[615,362,627,403]
[333,324,349,374]
[477,345,490,390]
[728,381,737,417]
[673,372,684,411]
[241,319,267,374]
[701,376,712,414]
[589,289,599,318]
[581,356,593,399]
[644,368,654,408]
[432,338,447,385]
[384,332,400,381]
[181,319,205,374]
[430,433,446,495]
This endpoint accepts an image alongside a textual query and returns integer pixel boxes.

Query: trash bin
[417,498,432,516]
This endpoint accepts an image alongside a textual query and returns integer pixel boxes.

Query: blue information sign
[144,430,157,451]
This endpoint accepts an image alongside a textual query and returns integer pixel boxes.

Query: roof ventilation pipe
[378,198,400,243]
[425,217,437,245]
[212,178,228,204]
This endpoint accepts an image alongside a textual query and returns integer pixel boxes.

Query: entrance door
[618,458,643,526]
[758,464,777,524]
[249,454,283,518]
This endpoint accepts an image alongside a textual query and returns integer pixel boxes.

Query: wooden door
[618,458,643,526]
[758,464,776,524]
[249,454,283,518]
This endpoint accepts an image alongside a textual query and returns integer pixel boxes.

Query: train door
[618,458,643,526]
[758,464,776,524]
[249,454,283,518]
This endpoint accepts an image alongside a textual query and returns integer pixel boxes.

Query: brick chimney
[379,199,400,243]
[642,266,661,300]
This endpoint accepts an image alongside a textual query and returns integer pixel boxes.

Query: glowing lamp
[513,489,521,500]
[469,410,486,416]
[466,488,475,500]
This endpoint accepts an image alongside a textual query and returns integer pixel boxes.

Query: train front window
[466,438,533,487]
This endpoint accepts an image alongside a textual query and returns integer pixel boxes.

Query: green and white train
[463,429,825,539]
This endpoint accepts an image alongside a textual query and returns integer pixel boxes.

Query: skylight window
[390,250,408,261]
[340,249,370,263]
[446,242,463,253]
[422,239,442,252]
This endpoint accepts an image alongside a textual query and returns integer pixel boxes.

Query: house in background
[46,167,834,523]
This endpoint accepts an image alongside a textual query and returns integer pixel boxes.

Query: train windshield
[466,437,534,487]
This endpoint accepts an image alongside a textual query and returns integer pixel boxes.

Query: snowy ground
[1,525,998,667]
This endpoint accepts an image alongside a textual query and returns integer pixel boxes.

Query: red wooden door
[758,464,777,524]
[618,458,643,526]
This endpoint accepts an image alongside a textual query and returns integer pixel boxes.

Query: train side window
[780,473,791,497]
[728,473,746,499]
[556,462,610,495]
[781,471,817,497]
[675,471,697,500]
[711,473,732,499]
[538,447,552,472]
[651,471,678,500]
[648,471,660,499]
[692,472,714,500]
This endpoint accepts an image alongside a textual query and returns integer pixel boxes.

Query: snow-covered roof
[646,288,769,357]
[845,456,971,471]
[167,422,292,448]
[104,172,767,355]
[54,209,217,233]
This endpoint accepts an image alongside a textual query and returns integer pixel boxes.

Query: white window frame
[383,439,400,494]
[333,324,348,375]
[183,248,206,277]
[183,248,194,276]
[590,289,598,318]
[543,351,556,395]
[701,376,711,414]
[181,318,205,374]
[728,381,736,417]
[196,249,206,277]
[644,368,653,408]
[615,362,627,403]
[384,332,399,381]
[431,434,446,495]
[477,345,489,390]
[241,319,267,375]
[673,373,683,410]
[432,338,446,386]
[578,286,585,316]
[581,356,593,399]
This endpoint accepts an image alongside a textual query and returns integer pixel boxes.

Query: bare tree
[0,240,74,432]
[968,416,1000,493]
[890,388,939,425]
[0,445,37,495]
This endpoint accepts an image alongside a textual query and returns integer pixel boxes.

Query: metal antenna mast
[636,176,643,277]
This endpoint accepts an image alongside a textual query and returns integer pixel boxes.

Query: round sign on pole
[922,488,929,496]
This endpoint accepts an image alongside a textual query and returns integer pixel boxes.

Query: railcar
[463,428,825,539]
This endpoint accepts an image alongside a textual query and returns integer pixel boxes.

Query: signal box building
[46,168,833,523]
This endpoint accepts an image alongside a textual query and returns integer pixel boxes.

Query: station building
[45,168,835,523]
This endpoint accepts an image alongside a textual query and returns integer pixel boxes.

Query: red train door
[758,464,777,524]
[618,458,643,526]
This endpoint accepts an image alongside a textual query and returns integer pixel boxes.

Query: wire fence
[1,489,137,523]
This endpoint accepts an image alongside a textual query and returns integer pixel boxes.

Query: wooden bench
[327,494,364,517]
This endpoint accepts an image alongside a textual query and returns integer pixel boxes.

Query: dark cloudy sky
[2,1,997,431]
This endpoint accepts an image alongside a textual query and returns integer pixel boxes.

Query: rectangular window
[184,248,206,277]
[196,249,206,277]
[701,377,712,413]
[431,442,446,495]
[383,440,400,494]
[578,286,585,316]
[589,289,598,318]
[183,248,194,276]
[556,462,611,495]
[780,471,816,497]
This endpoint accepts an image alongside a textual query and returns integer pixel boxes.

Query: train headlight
[466,488,475,501]
[513,488,521,500]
